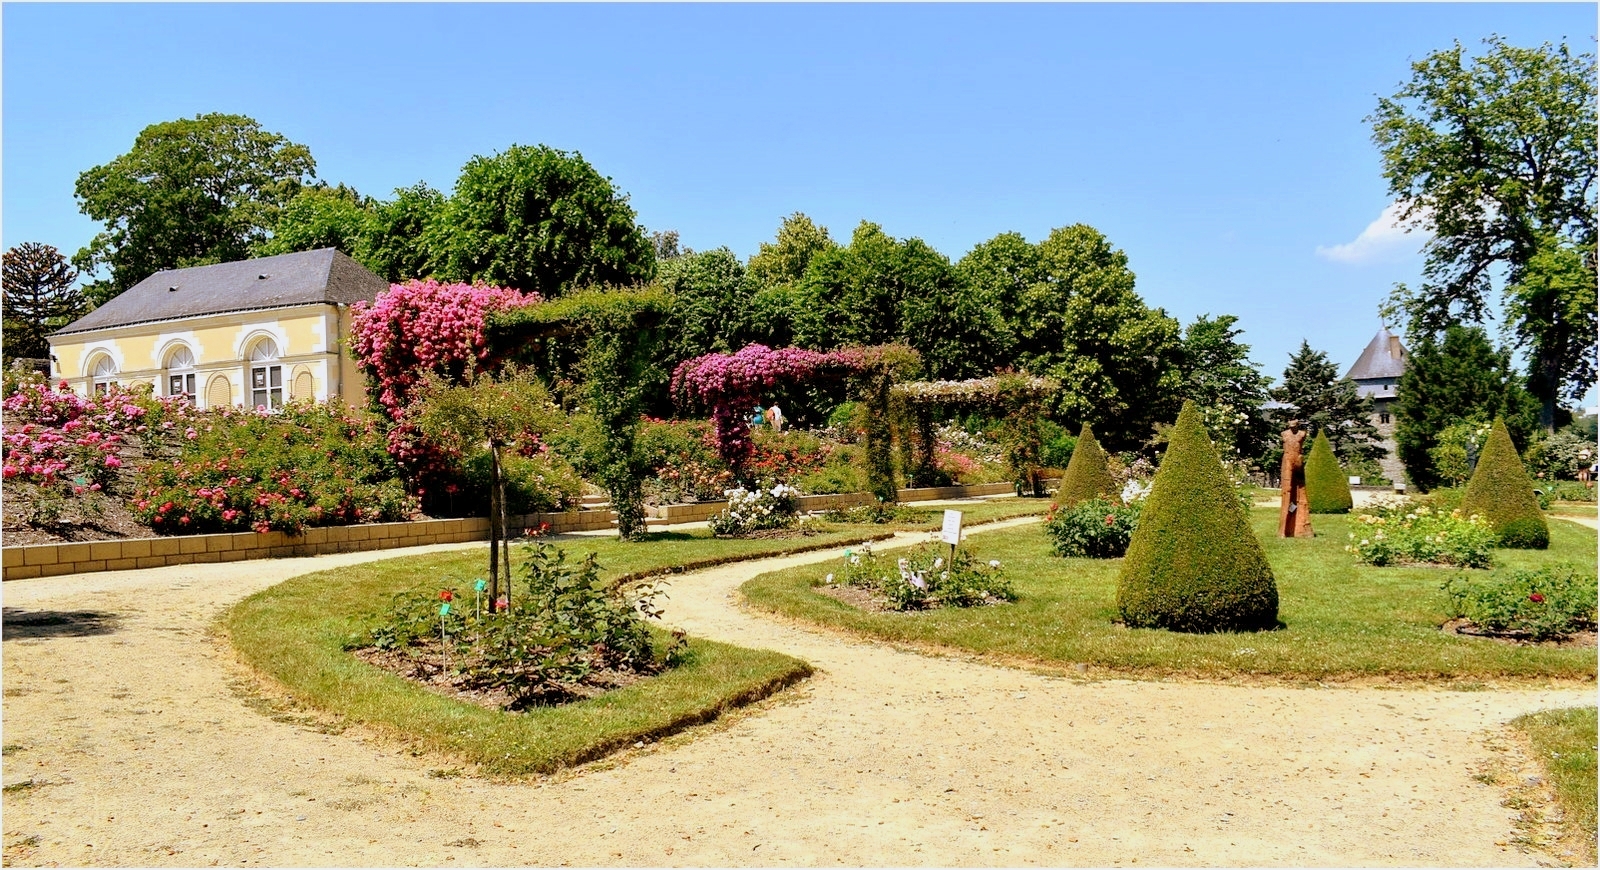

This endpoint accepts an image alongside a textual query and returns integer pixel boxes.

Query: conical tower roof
[1345,326,1408,381]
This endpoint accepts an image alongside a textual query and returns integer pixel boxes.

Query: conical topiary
[1117,401,1279,633]
[1460,418,1548,549]
[1056,423,1116,507]
[1305,430,1353,514]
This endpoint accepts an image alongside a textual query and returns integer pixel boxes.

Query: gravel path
[2,521,1590,867]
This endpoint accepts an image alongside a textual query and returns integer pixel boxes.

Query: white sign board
[1348,476,1361,486]
[940,510,963,545]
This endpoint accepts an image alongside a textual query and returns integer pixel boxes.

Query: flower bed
[820,540,1014,611]
[708,483,802,536]
[1345,500,1495,569]
[1443,564,1597,642]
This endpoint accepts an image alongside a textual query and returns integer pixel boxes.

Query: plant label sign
[940,510,963,545]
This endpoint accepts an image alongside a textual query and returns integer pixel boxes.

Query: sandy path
[2,522,1591,867]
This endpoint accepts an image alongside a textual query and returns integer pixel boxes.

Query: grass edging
[1511,705,1598,864]
[219,519,1009,778]
[739,511,1598,684]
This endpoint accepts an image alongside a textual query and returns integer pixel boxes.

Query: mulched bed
[813,582,1010,614]
[1441,618,1597,649]
[352,644,656,712]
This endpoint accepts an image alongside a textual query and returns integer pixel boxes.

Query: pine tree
[1117,401,1279,633]
[2,243,86,362]
[1305,430,1353,513]
[1394,326,1540,491]
[1271,341,1384,464]
[1460,418,1549,549]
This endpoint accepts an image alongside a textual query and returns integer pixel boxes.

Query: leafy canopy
[73,112,316,304]
[430,144,655,298]
[1371,37,1597,430]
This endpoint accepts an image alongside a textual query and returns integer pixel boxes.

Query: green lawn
[741,509,1598,682]
[1512,706,1598,864]
[223,506,1044,777]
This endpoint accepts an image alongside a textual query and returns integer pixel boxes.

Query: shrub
[1056,423,1115,507]
[461,451,582,515]
[362,539,678,708]
[134,400,415,535]
[1443,564,1597,641]
[824,540,1014,610]
[1305,430,1353,514]
[708,482,802,536]
[1038,421,1077,471]
[1043,498,1142,558]
[1116,401,1278,633]
[1538,480,1597,505]
[1345,502,1495,569]
[1461,418,1549,549]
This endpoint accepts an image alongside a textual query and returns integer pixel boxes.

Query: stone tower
[1345,326,1408,485]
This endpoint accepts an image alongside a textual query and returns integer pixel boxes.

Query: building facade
[49,249,385,410]
[1345,326,1408,485]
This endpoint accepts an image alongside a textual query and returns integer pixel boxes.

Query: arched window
[165,346,196,401]
[89,355,117,397]
[248,338,284,410]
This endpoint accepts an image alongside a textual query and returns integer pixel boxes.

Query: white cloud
[1315,201,1430,264]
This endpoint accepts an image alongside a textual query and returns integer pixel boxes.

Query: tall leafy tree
[656,248,755,361]
[2,243,86,361]
[73,113,316,304]
[1394,325,1538,491]
[1271,342,1384,464]
[366,182,447,283]
[253,184,375,260]
[1175,314,1273,459]
[793,221,1008,380]
[429,145,655,297]
[747,212,836,288]
[1370,37,1597,431]
[1028,225,1182,451]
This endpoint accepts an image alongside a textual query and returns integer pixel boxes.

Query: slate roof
[54,249,387,336]
[1345,326,1408,382]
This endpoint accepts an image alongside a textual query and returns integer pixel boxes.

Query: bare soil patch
[350,645,655,711]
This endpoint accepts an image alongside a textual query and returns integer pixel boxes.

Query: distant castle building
[1345,326,1408,485]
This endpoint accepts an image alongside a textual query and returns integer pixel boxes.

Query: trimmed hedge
[1056,423,1115,507]
[1305,430,1353,514]
[1461,418,1549,549]
[1117,401,1279,633]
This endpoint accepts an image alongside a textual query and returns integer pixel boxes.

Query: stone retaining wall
[2,510,612,581]
[3,480,1042,581]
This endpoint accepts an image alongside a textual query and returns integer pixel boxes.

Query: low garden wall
[2,480,1042,581]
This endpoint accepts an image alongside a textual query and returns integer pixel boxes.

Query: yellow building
[49,249,385,409]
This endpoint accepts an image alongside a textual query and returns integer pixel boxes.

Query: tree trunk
[488,446,501,604]
[498,448,511,600]
[1535,351,1560,435]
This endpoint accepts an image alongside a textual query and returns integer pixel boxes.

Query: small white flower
[825,573,835,584]
[933,557,944,569]
[989,560,1001,569]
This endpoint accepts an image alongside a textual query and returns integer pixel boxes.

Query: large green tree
[253,184,375,261]
[1034,226,1182,451]
[1370,37,1597,431]
[1271,342,1384,464]
[793,221,1009,380]
[366,183,447,283]
[1393,325,1538,491]
[1175,314,1274,459]
[73,113,316,304]
[2,243,86,361]
[430,144,655,297]
[747,212,836,288]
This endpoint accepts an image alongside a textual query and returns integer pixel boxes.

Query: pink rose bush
[671,344,845,471]
[349,279,538,492]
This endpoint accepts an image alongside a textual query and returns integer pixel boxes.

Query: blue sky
[4,3,1595,402]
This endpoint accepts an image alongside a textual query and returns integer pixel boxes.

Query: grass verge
[741,509,1598,683]
[1511,706,1598,864]
[222,507,1043,778]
